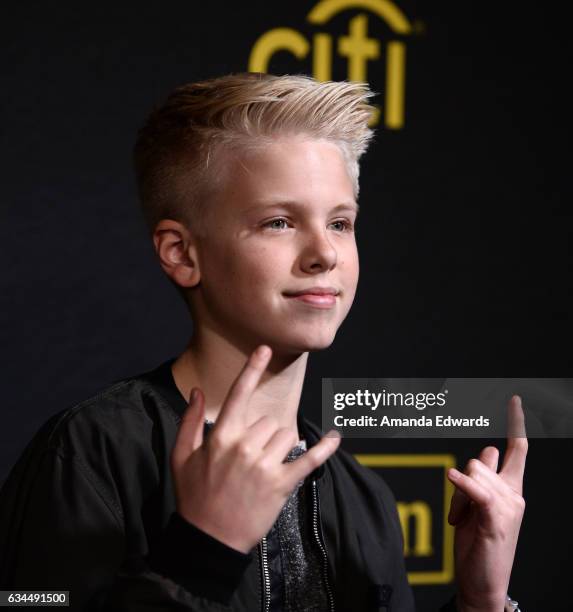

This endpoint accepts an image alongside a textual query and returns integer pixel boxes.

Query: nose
[299,227,338,273]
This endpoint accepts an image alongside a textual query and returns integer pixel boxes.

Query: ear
[153,219,201,289]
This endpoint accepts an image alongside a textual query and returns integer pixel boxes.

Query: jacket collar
[146,357,328,481]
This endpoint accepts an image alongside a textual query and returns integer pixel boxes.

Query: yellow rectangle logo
[354,454,456,585]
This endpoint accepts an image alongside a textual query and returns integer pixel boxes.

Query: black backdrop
[1,1,572,610]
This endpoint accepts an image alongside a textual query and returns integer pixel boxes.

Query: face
[192,135,360,356]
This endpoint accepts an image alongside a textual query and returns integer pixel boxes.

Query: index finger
[215,345,273,432]
[499,395,528,492]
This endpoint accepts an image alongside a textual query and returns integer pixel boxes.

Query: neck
[171,327,309,438]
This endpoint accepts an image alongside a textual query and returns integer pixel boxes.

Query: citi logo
[248,0,419,129]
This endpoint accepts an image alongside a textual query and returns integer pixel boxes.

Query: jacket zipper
[259,535,270,612]
[312,479,335,612]
[259,480,334,612]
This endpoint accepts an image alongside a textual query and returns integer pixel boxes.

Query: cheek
[224,246,282,293]
[341,244,359,278]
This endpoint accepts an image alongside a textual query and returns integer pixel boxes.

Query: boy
[0,73,526,611]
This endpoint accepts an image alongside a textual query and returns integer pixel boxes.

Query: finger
[263,427,301,465]
[215,345,272,432]
[171,388,205,468]
[464,457,517,499]
[448,487,470,526]
[447,467,491,510]
[245,415,280,450]
[285,430,341,486]
[448,451,498,525]
[479,445,499,472]
[500,395,528,492]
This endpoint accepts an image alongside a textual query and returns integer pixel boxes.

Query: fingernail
[257,345,271,359]
[189,389,198,404]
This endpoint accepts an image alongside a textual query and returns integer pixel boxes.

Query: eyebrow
[246,200,360,214]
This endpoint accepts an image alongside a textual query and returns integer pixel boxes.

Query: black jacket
[0,359,452,612]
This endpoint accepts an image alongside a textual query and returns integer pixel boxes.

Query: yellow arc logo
[248,0,414,129]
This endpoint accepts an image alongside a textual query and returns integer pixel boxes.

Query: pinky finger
[171,388,205,468]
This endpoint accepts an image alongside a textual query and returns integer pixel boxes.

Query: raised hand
[170,344,341,553]
[447,395,528,612]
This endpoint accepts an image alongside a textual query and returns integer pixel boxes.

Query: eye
[262,217,290,231]
[330,219,354,232]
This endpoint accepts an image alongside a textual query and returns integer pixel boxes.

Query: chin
[270,329,338,356]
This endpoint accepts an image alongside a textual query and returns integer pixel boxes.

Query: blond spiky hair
[134,72,377,235]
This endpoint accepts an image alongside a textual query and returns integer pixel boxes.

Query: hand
[170,344,341,553]
[447,395,527,612]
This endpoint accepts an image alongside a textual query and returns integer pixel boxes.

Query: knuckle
[208,433,226,454]
[237,441,254,460]
[481,490,493,510]
[253,457,273,478]
[511,436,528,452]
[231,379,249,397]
[467,458,481,476]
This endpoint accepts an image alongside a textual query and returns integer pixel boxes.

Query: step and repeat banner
[2,1,571,610]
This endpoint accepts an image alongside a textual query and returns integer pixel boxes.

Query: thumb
[171,388,205,469]
[286,430,341,486]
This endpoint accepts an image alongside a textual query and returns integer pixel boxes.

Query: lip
[283,287,339,309]
[283,287,339,297]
